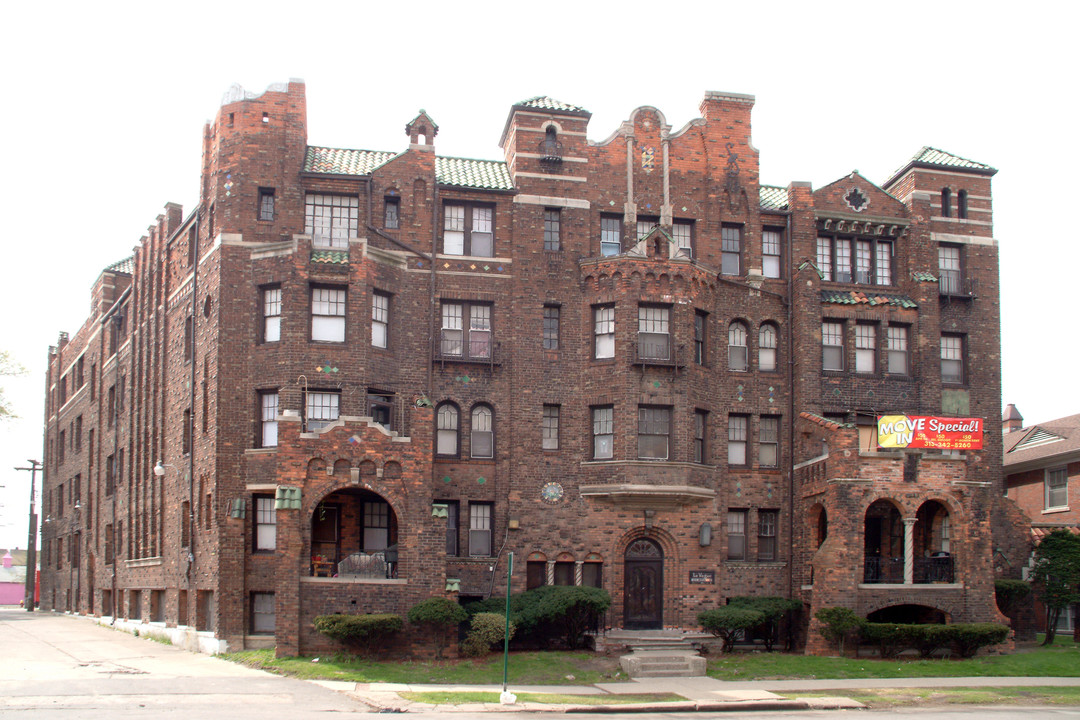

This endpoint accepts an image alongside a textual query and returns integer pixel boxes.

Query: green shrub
[728,596,802,651]
[814,607,865,656]
[913,624,954,658]
[951,622,1010,658]
[698,607,766,652]
[407,597,468,659]
[313,613,404,655]
[860,622,914,658]
[461,612,516,657]
[859,621,1010,659]
[995,579,1032,616]
[465,586,611,650]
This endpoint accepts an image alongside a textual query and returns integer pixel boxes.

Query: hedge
[465,585,611,649]
[860,621,1010,658]
[697,607,765,652]
[407,597,468,659]
[461,612,516,657]
[312,613,403,655]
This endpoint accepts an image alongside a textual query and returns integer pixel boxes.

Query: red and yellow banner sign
[877,415,983,450]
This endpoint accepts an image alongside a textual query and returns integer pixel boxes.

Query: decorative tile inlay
[641,146,655,172]
[735,479,743,497]
[844,187,869,213]
[442,476,452,484]
[541,482,564,505]
[477,476,486,485]
[316,364,339,374]
[348,434,361,444]
[456,375,474,384]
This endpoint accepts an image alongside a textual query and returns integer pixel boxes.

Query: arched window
[759,323,778,372]
[471,404,494,459]
[436,403,459,457]
[957,190,968,219]
[728,321,748,371]
[544,126,558,153]
[941,188,952,217]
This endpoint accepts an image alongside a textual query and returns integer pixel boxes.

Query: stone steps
[619,650,707,678]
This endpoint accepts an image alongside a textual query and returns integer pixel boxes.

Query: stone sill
[125,557,163,569]
[857,583,964,590]
[301,577,407,585]
[1042,507,1071,515]
[724,561,787,569]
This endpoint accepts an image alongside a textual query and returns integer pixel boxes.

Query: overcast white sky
[1,1,1077,548]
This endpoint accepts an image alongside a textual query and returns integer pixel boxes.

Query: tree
[698,607,765,652]
[814,606,864,656]
[1030,530,1080,645]
[0,351,25,420]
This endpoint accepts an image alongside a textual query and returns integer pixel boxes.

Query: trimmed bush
[951,622,1010,658]
[313,613,403,655]
[814,606,865,656]
[465,585,611,649]
[461,612,516,657]
[995,578,1032,616]
[698,607,766,653]
[407,597,468,659]
[859,621,1010,658]
[728,596,802,651]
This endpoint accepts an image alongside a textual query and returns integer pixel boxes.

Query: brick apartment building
[39,80,1014,655]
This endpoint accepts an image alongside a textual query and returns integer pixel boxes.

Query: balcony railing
[312,549,398,579]
[939,273,977,299]
[633,335,684,368]
[914,554,954,583]
[537,138,564,166]
[863,556,904,584]
[433,338,502,370]
[863,554,955,584]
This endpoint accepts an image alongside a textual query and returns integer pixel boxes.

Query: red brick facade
[40,81,1007,655]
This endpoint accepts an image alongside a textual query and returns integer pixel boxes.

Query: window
[543,305,560,350]
[762,229,782,278]
[362,500,390,549]
[758,510,778,561]
[822,321,844,371]
[259,392,278,447]
[440,302,492,359]
[367,391,394,429]
[727,510,747,560]
[759,323,777,372]
[1046,468,1068,510]
[638,306,670,361]
[958,190,968,219]
[583,560,603,588]
[251,592,275,634]
[311,287,345,343]
[600,215,621,256]
[105,453,115,496]
[637,406,671,460]
[90,364,96,400]
[469,503,492,557]
[592,406,613,459]
[305,391,339,432]
[443,203,494,256]
[384,197,400,229]
[855,323,877,374]
[436,403,459,456]
[636,215,658,240]
[305,194,358,249]
[728,415,748,465]
[258,188,275,221]
[554,560,574,586]
[182,409,192,455]
[694,409,708,464]
[939,245,962,294]
[372,292,389,348]
[443,501,459,556]
[672,220,693,258]
[527,561,547,589]
[76,357,84,388]
[728,321,748,371]
[887,325,909,375]
[262,286,281,343]
[759,416,779,468]
[543,209,560,251]
[941,188,952,217]
[471,404,494,458]
[254,495,276,551]
[721,224,741,275]
[183,316,193,362]
[593,305,614,359]
[75,416,82,452]
[818,236,892,285]
[941,334,965,384]
[694,311,707,365]
[542,404,560,450]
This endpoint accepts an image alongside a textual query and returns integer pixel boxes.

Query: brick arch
[306,457,328,478]
[912,491,965,523]
[860,595,964,620]
[307,481,407,528]
[616,526,679,561]
[860,493,911,518]
[333,458,351,476]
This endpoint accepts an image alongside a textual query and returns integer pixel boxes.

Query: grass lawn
[790,686,1080,708]
[399,691,685,705]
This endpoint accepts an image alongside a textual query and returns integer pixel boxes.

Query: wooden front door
[623,538,663,629]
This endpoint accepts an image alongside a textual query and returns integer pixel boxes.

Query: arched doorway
[624,538,663,629]
[864,499,904,583]
[310,488,398,578]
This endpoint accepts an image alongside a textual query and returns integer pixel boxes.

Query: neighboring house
[39,80,1006,656]
[0,550,28,605]
[1003,406,1080,633]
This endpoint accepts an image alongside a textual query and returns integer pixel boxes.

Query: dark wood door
[624,539,663,629]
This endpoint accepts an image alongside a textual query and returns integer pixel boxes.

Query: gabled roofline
[883,147,998,189]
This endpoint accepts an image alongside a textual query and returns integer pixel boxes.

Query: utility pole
[14,459,41,612]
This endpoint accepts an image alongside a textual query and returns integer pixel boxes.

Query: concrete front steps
[603,630,709,678]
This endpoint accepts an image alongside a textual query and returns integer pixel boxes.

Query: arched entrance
[624,538,663,629]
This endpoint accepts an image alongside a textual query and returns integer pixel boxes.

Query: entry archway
[623,538,663,629]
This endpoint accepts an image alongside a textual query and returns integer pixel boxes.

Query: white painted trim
[515,121,588,136]
[513,194,591,209]
[931,232,999,247]
[515,152,588,163]
[513,171,587,183]
[915,167,995,180]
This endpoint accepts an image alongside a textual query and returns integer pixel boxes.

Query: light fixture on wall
[699,522,712,547]
[153,461,176,477]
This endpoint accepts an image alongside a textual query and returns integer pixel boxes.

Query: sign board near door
[689,570,715,584]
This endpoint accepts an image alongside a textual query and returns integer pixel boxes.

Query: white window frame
[542,404,559,450]
[728,321,749,371]
[471,404,494,459]
[941,334,964,384]
[939,245,961,294]
[759,323,777,372]
[251,591,275,634]
[443,203,494,256]
[1046,467,1069,510]
[822,322,844,371]
[637,405,671,460]
[440,302,492,359]
[263,286,281,343]
[305,391,340,432]
[305,194,358,249]
[260,392,278,448]
[436,403,460,457]
[371,292,389,349]
[254,496,276,551]
[887,325,909,375]
[855,323,876,374]
[469,503,493,557]
[728,415,748,466]
[759,416,779,468]
[638,306,670,361]
[594,305,615,359]
[816,237,833,281]
[673,220,693,258]
[311,287,345,343]
[592,406,613,459]
[762,229,781,278]
[600,216,621,256]
[721,224,741,275]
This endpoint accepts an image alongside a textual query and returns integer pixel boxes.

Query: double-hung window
[592,406,613,459]
[673,220,693,258]
[728,414,748,465]
[637,406,671,460]
[855,323,877,374]
[258,188,275,222]
[543,209,560,251]
[721,224,742,275]
[822,322,844,371]
[939,245,962,295]
[262,286,281,343]
[254,495,276,551]
[818,235,892,285]
[727,510,747,560]
[436,403,460,456]
[443,203,494,256]
[251,592,275,634]
[694,410,708,463]
[638,305,670,361]
[471,405,494,459]
[440,302,492,359]
[728,321,749,371]
[758,510,778,561]
[758,323,777,371]
[636,216,658,240]
[941,334,965,384]
[311,287,345,343]
[543,305,560,350]
[305,391,339,432]
[469,503,493,557]
[762,229,782,278]
[305,194,358,249]
[887,325,909,375]
[1046,468,1069,510]
[259,392,278,447]
[542,404,560,450]
[594,305,615,359]
[759,416,779,468]
[362,500,389,550]
[371,292,389,348]
[600,215,621,256]
[694,311,707,365]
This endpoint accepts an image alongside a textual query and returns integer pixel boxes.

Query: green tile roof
[435,156,514,190]
[105,256,134,275]
[760,185,788,211]
[821,290,918,308]
[912,270,938,282]
[516,96,589,114]
[304,147,397,175]
[310,249,349,265]
[884,146,997,187]
[800,411,856,429]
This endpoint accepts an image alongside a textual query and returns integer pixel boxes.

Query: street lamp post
[14,459,41,612]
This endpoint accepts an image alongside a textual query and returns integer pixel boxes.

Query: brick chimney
[1002,404,1023,434]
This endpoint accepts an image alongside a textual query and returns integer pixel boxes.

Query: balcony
[312,548,398,579]
[537,138,564,167]
[862,554,955,584]
[914,553,955,583]
[433,337,502,370]
[939,273,977,299]
[863,556,904,584]
[633,334,684,369]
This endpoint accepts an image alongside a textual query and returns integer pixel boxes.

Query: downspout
[785,210,796,605]
[109,307,124,623]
